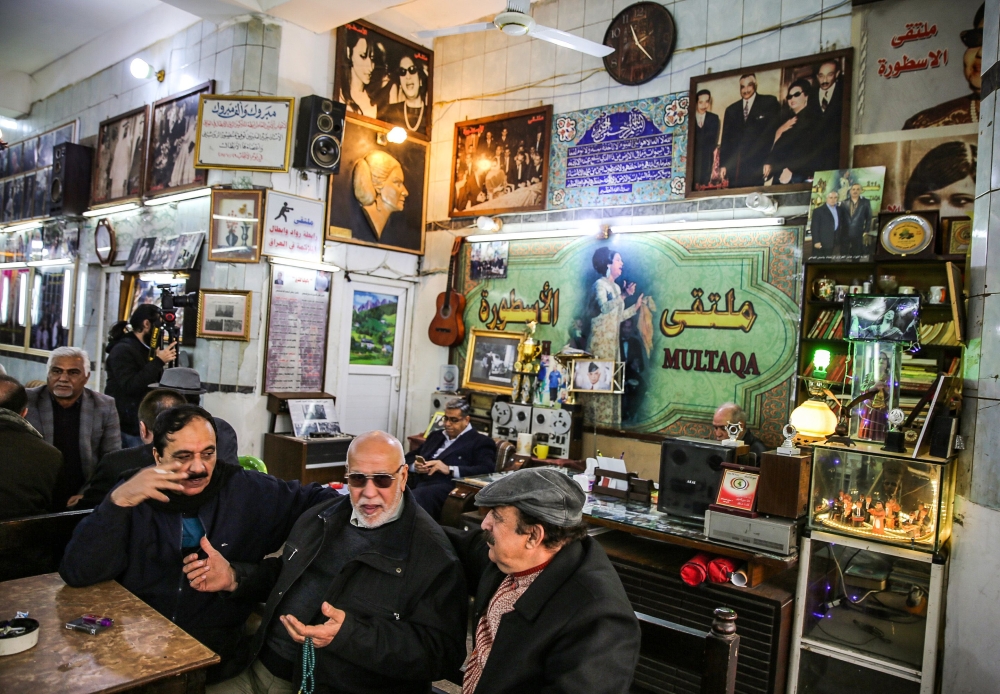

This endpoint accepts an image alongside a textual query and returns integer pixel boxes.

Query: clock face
[603,2,676,86]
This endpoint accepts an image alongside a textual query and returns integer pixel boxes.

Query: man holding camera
[105,304,177,448]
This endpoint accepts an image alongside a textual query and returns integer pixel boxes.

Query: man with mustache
[200,431,467,694]
[60,405,338,684]
[446,468,640,694]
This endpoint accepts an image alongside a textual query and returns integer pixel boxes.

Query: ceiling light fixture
[2,220,44,233]
[130,58,165,82]
[475,216,502,233]
[610,217,785,234]
[465,226,603,243]
[82,202,141,218]
[145,187,212,206]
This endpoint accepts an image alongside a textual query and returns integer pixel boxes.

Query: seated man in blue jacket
[60,405,338,683]
[405,398,497,520]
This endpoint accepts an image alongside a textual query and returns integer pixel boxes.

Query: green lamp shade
[813,349,831,371]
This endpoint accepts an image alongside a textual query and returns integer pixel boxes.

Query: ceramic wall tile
[462,29,487,61]
[584,0,614,26]
[705,37,743,74]
[820,14,850,50]
[743,0,780,34]
[707,0,744,44]
[674,0,709,50]
[778,20,821,60]
[558,0,586,30]
[461,55,486,99]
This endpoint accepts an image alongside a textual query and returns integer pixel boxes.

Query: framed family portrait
[197,289,252,341]
[463,329,521,395]
[327,117,426,255]
[92,106,149,206]
[686,48,852,197]
[333,20,434,140]
[146,80,214,197]
[209,188,263,263]
[449,105,552,217]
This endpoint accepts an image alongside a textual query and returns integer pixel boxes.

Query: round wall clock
[603,2,676,86]
[94,218,116,266]
[880,214,933,256]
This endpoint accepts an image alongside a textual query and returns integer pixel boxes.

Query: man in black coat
[815,59,844,170]
[693,89,721,188]
[406,398,497,520]
[445,467,640,694]
[0,375,62,519]
[843,183,872,257]
[196,431,467,694]
[719,73,780,189]
[811,190,849,258]
[60,405,338,683]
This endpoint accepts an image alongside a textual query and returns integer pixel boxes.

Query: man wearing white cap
[446,467,640,694]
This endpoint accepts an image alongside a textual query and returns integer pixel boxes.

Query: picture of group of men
[691,53,848,192]
[807,167,886,261]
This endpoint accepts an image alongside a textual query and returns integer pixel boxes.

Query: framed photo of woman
[92,106,149,206]
[146,80,214,197]
[209,188,263,263]
[333,20,434,141]
[685,48,852,197]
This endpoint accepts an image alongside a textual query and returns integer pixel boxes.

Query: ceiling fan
[413,0,614,58]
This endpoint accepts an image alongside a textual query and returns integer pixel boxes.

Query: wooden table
[0,573,219,694]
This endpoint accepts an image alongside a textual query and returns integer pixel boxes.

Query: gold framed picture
[194,95,294,172]
[463,329,522,395]
[209,188,263,263]
[197,289,252,341]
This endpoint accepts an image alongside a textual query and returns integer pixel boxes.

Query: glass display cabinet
[808,442,954,554]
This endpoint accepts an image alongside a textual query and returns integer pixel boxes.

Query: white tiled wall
[425,0,852,221]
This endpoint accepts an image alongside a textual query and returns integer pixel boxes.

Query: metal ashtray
[0,618,39,656]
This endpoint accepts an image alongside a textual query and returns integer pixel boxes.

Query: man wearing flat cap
[446,468,640,694]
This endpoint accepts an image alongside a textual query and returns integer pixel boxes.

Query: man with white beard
[199,431,467,694]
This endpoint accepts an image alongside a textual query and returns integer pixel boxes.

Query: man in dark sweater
[0,375,62,519]
[60,405,338,683]
[194,431,467,694]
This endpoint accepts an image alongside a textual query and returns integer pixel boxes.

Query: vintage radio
[531,406,582,459]
[657,437,741,522]
[430,391,459,414]
[703,508,799,556]
[490,401,532,441]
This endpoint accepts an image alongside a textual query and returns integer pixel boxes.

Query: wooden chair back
[0,509,92,581]
[495,440,517,472]
[634,608,739,694]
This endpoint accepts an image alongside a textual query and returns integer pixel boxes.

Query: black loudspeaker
[656,437,738,522]
[293,95,346,173]
[49,142,93,216]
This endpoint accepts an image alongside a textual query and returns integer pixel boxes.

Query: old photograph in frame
[209,188,263,263]
[462,329,521,395]
[686,48,852,197]
[333,19,434,140]
[92,106,149,206]
[146,80,214,197]
[327,117,426,255]
[197,289,252,341]
[449,105,552,217]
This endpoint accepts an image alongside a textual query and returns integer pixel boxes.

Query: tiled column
[941,1,1000,690]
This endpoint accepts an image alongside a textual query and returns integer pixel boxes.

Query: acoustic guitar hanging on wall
[428,237,466,347]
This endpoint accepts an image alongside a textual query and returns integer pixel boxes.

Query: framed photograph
[470,241,509,280]
[327,117,426,255]
[287,398,341,438]
[333,20,434,140]
[806,167,885,262]
[125,237,157,271]
[349,289,399,366]
[463,329,522,394]
[195,95,293,172]
[7,142,22,176]
[197,289,252,340]
[686,48,852,196]
[146,80,214,197]
[570,359,623,393]
[171,231,205,269]
[943,216,972,258]
[449,105,552,217]
[92,106,149,206]
[845,295,920,343]
[21,139,37,173]
[209,188,263,263]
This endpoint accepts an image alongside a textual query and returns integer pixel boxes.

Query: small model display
[809,441,955,552]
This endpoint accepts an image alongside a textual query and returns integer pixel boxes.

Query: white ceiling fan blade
[530,25,614,57]
[414,22,496,40]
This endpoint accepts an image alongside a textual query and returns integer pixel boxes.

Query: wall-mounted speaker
[656,437,738,522]
[49,142,93,216]
[293,95,346,173]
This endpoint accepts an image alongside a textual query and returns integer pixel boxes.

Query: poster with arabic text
[263,191,325,263]
[195,96,294,172]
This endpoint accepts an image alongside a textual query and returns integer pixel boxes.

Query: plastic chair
[238,455,267,474]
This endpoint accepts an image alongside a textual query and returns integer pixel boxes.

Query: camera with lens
[147,286,197,366]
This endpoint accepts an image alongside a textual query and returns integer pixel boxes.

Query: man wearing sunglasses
[904,3,983,129]
[406,398,497,521]
[203,431,467,694]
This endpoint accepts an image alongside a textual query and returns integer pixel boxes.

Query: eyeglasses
[346,464,404,489]
[787,90,804,100]
[398,65,420,75]
[442,415,467,424]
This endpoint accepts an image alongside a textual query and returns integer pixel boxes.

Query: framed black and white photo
[146,80,214,197]
[462,329,521,394]
[449,106,552,217]
[287,397,341,437]
[470,241,509,280]
[333,20,434,140]
[92,106,148,206]
[209,188,263,263]
[197,289,252,341]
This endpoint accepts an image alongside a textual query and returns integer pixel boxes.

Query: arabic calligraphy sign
[263,191,326,263]
[195,95,294,172]
[547,94,689,210]
[456,227,803,446]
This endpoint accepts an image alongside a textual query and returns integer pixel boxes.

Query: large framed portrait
[686,49,852,197]
[449,105,552,218]
[327,117,426,255]
[462,329,522,395]
[333,20,434,141]
[92,106,149,206]
[197,289,252,341]
[146,80,214,197]
[209,188,263,263]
